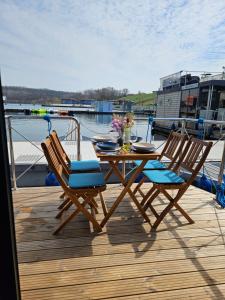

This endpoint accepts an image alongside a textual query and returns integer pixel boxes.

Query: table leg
[104,161,119,182]
[101,160,151,227]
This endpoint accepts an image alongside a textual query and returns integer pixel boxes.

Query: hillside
[3,86,129,104]
[3,86,75,104]
[120,92,156,106]
[3,86,156,106]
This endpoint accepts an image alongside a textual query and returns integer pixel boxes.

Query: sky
[1,0,225,93]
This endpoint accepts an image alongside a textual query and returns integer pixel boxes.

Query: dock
[11,140,225,165]
[9,139,225,187]
[14,184,225,299]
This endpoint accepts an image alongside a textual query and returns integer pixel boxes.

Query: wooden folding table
[93,145,160,227]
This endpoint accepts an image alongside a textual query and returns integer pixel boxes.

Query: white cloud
[0,0,225,93]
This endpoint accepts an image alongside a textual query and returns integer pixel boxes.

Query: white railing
[6,115,81,190]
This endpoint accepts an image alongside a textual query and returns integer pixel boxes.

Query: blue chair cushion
[68,172,105,189]
[143,170,184,184]
[70,160,100,172]
[135,160,166,170]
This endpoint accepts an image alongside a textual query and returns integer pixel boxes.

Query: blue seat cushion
[143,170,184,184]
[135,160,166,170]
[68,172,105,189]
[70,160,100,172]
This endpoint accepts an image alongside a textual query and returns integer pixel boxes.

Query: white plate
[92,135,112,142]
[132,142,155,150]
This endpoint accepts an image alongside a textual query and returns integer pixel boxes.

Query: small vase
[123,127,131,144]
[117,132,124,146]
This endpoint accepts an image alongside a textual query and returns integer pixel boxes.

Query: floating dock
[9,140,224,187]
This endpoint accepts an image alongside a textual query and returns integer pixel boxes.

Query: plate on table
[92,135,112,143]
[97,141,119,150]
[95,145,120,152]
[131,145,155,153]
[132,142,155,151]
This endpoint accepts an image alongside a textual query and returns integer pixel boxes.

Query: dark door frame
[0,75,21,299]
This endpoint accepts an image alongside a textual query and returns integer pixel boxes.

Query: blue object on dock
[216,182,225,208]
[45,172,60,186]
[215,175,225,208]
[199,174,212,192]
[43,114,52,136]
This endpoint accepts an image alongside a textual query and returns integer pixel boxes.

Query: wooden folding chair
[140,137,213,229]
[41,139,106,234]
[133,132,188,196]
[49,130,101,207]
[49,130,100,174]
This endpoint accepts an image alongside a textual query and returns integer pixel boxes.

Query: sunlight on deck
[13,184,225,299]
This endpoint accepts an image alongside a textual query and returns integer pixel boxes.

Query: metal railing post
[7,117,17,190]
[181,119,186,134]
[218,140,225,185]
[74,118,81,160]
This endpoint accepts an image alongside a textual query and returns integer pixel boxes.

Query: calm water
[5,103,154,142]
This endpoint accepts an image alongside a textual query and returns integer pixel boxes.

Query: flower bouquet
[112,113,134,146]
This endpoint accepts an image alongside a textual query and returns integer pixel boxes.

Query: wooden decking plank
[17,235,223,263]
[19,244,225,276]
[15,220,222,242]
[12,184,225,300]
[15,219,224,239]
[102,284,225,300]
[21,269,225,300]
[20,255,225,291]
[16,226,222,253]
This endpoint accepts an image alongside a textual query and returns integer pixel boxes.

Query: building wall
[156,91,181,127]
[95,101,113,112]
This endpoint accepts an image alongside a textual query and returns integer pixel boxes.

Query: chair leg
[143,189,160,209]
[70,195,102,232]
[58,197,70,209]
[152,189,194,229]
[99,192,108,217]
[133,177,146,195]
[141,185,158,206]
[59,192,65,199]
[54,195,102,234]
[56,199,73,219]
[152,201,175,229]
[53,207,81,235]
[162,189,194,224]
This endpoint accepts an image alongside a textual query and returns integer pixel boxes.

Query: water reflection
[95,114,112,124]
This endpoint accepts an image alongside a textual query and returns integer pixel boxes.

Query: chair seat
[68,172,105,189]
[70,160,100,172]
[143,170,184,184]
[135,160,166,170]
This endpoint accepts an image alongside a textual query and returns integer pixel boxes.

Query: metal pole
[218,140,225,185]
[7,117,17,190]
[74,118,81,160]
[181,120,186,134]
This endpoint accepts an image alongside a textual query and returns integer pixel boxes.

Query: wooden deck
[13,184,225,299]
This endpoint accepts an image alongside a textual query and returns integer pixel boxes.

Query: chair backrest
[174,137,213,185]
[41,138,68,191]
[160,131,188,167]
[49,130,70,174]
[50,130,70,162]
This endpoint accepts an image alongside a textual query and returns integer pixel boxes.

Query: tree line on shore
[3,86,129,104]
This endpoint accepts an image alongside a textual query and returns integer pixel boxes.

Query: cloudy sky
[1,0,225,93]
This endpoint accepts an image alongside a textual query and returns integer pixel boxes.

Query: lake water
[5,103,156,142]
